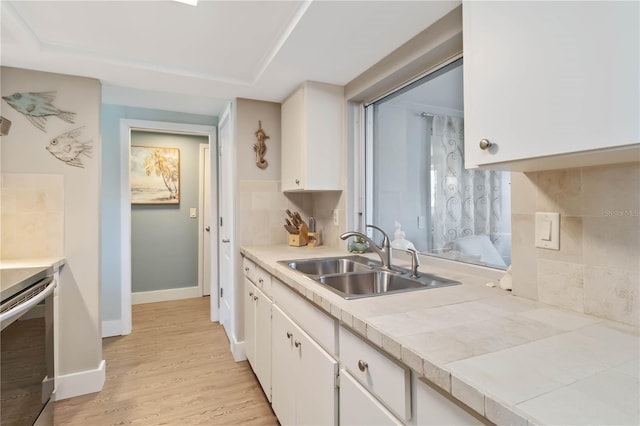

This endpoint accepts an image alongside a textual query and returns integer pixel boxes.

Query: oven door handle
[0,278,56,323]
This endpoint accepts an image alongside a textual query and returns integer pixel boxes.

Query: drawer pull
[358,360,368,372]
[295,340,301,348]
[249,292,254,297]
[244,267,250,272]
[258,278,264,283]
[253,296,258,301]
[286,332,293,339]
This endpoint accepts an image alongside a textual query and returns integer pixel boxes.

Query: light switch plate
[189,208,197,218]
[535,212,560,250]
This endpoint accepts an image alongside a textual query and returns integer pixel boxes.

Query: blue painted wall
[101,104,217,322]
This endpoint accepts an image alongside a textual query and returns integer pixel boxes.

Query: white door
[218,106,233,337]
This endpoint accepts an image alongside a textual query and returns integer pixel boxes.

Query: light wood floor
[54,297,278,425]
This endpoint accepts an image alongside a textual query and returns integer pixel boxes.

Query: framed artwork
[130,146,180,204]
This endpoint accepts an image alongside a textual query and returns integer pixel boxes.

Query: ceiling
[1,0,460,117]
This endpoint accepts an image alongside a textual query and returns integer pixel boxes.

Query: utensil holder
[288,223,309,247]
[307,231,321,247]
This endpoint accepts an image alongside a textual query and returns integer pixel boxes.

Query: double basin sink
[278,255,460,299]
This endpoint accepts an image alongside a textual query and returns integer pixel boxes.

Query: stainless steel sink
[279,255,460,299]
[318,270,460,299]
[280,256,374,276]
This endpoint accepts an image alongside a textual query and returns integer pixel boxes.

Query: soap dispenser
[390,221,416,251]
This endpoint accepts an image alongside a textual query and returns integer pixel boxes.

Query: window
[361,59,511,269]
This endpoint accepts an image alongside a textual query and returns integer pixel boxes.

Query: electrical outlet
[333,209,339,226]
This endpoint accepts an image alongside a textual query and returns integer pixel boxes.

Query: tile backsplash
[511,162,640,326]
[1,173,65,259]
[237,179,343,248]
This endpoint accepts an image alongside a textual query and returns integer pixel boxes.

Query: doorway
[119,119,218,335]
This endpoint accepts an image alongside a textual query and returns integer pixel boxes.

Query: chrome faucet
[340,224,392,270]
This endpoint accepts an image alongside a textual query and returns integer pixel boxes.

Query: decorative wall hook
[253,120,269,169]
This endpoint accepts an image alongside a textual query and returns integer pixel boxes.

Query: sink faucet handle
[407,248,420,278]
[365,224,390,247]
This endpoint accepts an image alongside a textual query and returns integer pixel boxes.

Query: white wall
[1,67,103,386]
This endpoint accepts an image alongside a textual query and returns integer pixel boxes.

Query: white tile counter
[241,245,640,425]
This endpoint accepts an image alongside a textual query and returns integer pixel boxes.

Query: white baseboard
[231,337,246,362]
[54,359,106,401]
[102,319,123,337]
[132,286,200,305]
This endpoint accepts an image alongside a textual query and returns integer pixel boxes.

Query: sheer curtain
[430,115,503,252]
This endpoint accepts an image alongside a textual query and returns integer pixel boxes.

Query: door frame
[199,143,211,297]
[119,119,218,335]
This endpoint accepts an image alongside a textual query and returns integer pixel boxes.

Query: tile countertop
[0,257,66,271]
[241,245,640,426]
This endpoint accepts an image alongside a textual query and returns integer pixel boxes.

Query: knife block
[288,223,309,247]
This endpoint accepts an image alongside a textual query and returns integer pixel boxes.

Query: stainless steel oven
[1,266,56,426]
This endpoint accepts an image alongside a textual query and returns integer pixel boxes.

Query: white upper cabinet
[463,1,639,170]
[281,81,344,192]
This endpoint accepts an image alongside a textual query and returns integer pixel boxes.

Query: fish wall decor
[2,91,76,132]
[46,126,92,168]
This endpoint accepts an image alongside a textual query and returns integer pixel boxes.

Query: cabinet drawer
[340,369,403,426]
[242,257,255,282]
[255,266,272,298]
[272,278,337,356]
[340,325,411,421]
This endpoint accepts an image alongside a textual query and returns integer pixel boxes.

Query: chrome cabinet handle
[222,238,230,243]
[295,179,300,185]
[249,292,254,298]
[286,332,293,339]
[205,226,210,232]
[258,278,264,284]
[244,267,250,272]
[253,296,258,301]
[294,340,301,348]
[479,139,492,150]
[358,360,368,372]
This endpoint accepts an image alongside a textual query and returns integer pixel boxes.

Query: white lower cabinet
[243,257,488,426]
[271,305,338,426]
[411,376,486,426]
[243,277,272,401]
[340,369,403,426]
[340,325,411,422]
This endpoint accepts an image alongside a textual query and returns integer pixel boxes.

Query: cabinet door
[414,377,483,426]
[280,82,344,192]
[340,370,403,426]
[463,1,639,168]
[295,325,338,426]
[281,86,305,191]
[303,82,343,191]
[254,286,272,401]
[243,278,256,367]
[271,306,296,426]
